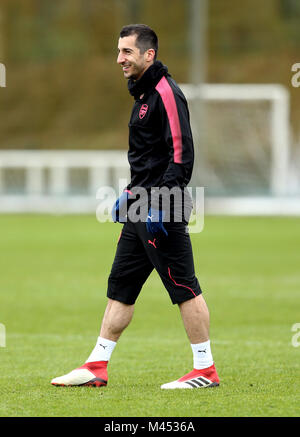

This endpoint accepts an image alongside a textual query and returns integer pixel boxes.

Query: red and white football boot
[51,361,108,387]
[161,364,219,389]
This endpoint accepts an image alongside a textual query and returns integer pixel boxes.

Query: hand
[111,190,131,223]
[146,208,168,237]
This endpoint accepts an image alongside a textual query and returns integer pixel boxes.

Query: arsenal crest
[139,104,148,119]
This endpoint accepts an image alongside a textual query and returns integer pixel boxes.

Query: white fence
[0,150,129,213]
[0,149,300,215]
[1,83,300,215]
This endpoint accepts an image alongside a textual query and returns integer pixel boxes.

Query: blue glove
[112,190,130,223]
[146,208,168,236]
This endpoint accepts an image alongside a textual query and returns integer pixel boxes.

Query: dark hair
[120,24,158,60]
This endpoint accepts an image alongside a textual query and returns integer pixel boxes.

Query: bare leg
[100,298,135,342]
[178,294,210,344]
[50,298,133,386]
[161,295,219,388]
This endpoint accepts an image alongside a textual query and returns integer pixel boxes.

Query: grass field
[0,214,299,417]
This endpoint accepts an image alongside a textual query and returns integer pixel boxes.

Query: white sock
[86,336,117,363]
[191,340,214,370]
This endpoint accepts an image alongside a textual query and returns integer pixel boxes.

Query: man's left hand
[146,208,168,236]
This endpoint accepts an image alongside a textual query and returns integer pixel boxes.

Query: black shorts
[107,220,202,305]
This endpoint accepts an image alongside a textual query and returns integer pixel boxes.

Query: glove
[146,208,168,237]
[111,190,131,223]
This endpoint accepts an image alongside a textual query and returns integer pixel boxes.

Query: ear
[145,48,155,62]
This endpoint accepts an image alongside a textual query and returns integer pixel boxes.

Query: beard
[123,63,146,81]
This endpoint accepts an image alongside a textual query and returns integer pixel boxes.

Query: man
[51,24,219,389]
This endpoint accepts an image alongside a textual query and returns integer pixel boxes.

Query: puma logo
[198,350,206,353]
[99,344,107,349]
[148,238,157,249]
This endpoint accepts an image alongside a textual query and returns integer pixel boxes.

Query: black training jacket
[126,61,194,191]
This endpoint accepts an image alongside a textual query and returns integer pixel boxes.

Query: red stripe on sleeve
[155,76,182,164]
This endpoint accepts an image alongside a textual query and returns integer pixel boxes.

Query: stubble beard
[123,62,147,81]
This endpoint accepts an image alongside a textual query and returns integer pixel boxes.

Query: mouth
[122,64,131,72]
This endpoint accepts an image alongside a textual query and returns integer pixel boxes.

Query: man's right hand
[111,190,132,223]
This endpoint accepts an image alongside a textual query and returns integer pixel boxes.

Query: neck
[134,61,155,81]
[128,60,168,99]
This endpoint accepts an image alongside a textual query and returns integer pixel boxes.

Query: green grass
[0,214,299,417]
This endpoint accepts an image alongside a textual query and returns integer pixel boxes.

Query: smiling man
[51,24,219,390]
[118,33,155,80]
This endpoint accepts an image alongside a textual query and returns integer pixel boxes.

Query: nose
[117,52,125,64]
